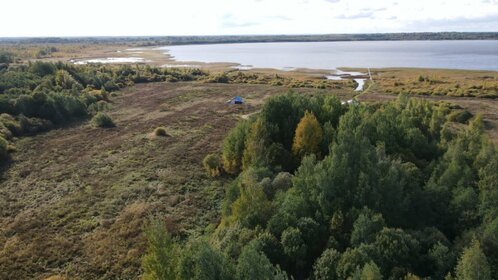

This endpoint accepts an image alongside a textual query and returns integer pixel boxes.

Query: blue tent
[227,96,244,104]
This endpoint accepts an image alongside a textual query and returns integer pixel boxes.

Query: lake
[160,40,498,71]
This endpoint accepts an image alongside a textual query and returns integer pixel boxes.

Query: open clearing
[0,82,346,280]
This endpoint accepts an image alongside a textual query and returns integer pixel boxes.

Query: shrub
[91,113,115,128]
[0,51,13,64]
[0,113,21,135]
[88,100,111,114]
[447,110,473,124]
[206,73,229,83]
[0,136,9,160]
[18,115,53,134]
[203,154,222,177]
[154,127,169,137]
[29,61,57,77]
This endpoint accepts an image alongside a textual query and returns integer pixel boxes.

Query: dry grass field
[365,68,498,98]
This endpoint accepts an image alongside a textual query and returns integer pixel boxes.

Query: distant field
[366,68,498,98]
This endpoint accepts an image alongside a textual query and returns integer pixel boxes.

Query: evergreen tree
[455,240,491,280]
[142,219,178,280]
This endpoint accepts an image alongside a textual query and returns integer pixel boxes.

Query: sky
[1,0,498,37]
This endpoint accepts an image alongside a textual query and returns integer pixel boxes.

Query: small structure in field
[227,96,244,104]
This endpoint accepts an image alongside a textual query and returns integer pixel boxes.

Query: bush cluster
[203,154,222,177]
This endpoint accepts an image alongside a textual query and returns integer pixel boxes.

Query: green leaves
[313,248,341,280]
[143,93,498,279]
[350,209,385,246]
[292,111,323,159]
[456,240,492,280]
[142,219,179,280]
[178,240,234,280]
[236,244,284,280]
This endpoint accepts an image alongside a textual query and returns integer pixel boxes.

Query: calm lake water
[160,40,498,71]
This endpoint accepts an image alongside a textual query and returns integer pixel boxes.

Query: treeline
[0,61,207,163]
[143,93,498,279]
[1,32,497,46]
[206,71,351,89]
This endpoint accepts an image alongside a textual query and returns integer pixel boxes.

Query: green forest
[143,93,498,280]
[1,32,497,46]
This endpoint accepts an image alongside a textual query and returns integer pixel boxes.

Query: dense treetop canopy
[144,92,498,279]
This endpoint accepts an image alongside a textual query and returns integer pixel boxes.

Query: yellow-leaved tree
[292,111,323,158]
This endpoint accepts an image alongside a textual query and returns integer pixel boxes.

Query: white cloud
[0,0,496,36]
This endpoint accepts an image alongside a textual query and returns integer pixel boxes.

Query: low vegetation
[91,112,115,128]
[371,68,498,98]
[220,71,351,90]
[143,92,498,279]
[203,154,222,177]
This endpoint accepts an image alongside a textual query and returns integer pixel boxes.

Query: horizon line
[1,31,498,39]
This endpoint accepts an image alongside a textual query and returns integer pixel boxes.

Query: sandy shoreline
[61,44,497,90]
[67,45,373,79]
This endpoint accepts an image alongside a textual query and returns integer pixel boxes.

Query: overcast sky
[1,0,497,37]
